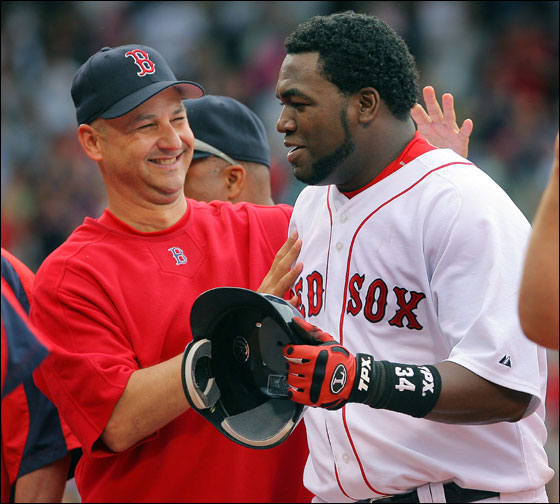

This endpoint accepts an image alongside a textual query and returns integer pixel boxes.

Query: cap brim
[100,81,204,120]
[191,151,212,160]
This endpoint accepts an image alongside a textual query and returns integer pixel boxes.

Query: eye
[172,116,186,123]
[136,123,155,131]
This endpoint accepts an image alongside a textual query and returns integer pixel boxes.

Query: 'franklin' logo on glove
[330,364,347,394]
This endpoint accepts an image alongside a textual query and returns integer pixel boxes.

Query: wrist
[349,355,441,418]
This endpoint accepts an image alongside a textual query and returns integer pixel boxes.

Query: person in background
[184,95,275,205]
[1,248,81,503]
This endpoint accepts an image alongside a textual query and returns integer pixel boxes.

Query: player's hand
[257,230,303,306]
[283,317,358,410]
[411,85,473,158]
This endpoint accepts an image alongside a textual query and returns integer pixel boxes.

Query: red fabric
[31,199,312,503]
[342,132,437,199]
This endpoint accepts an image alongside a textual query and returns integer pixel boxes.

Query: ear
[355,87,380,125]
[77,124,103,162]
[224,165,246,201]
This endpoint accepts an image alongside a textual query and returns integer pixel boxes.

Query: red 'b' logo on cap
[125,49,156,77]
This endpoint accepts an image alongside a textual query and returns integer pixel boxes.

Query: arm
[103,232,303,452]
[101,353,187,453]
[411,86,473,158]
[14,454,71,503]
[425,361,530,424]
[284,318,531,424]
[518,134,559,349]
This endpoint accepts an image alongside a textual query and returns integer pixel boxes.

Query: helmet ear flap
[181,339,220,410]
[182,287,306,449]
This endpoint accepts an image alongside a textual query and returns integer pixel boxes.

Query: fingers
[458,118,473,139]
[270,229,300,269]
[257,230,302,296]
[441,93,457,129]
[423,86,444,123]
[290,316,320,345]
[273,260,303,297]
[410,103,430,127]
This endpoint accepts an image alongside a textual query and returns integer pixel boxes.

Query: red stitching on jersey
[326,419,355,500]
[337,161,473,493]
[342,406,389,497]
[338,161,473,343]
[324,187,334,320]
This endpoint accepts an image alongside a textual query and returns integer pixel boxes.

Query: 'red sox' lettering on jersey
[291,272,426,330]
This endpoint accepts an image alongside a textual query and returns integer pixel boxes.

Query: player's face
[183,157,229,202]
[276,52,355,186]
[94,88,194,206]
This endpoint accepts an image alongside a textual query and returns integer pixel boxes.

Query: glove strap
[350,355,441,418]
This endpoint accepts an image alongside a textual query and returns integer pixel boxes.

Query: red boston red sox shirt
[31,198,312,503]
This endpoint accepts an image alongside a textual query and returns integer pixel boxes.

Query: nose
[276,107,296,134]
[158,120,187,152]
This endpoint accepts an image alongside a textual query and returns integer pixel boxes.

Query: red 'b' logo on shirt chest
[125,49,156,76]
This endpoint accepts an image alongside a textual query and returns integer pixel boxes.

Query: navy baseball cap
[185,95,270,168]
[72,44,204,125]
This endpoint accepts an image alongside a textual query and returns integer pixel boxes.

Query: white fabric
[290,148,553,503]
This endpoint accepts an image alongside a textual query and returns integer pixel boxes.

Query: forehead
[276,52,336,97]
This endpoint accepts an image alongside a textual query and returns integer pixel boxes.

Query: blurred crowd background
[1,1,558,502]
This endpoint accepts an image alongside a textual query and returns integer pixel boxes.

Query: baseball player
[28,44,311,503]
[1,248,81,503]
[275,12,553,503]
[184,95,275,205]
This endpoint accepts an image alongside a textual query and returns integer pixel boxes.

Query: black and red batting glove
[283,317,372,410]
[284,317,442,417]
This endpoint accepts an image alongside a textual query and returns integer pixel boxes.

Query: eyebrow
[277,88,311,100]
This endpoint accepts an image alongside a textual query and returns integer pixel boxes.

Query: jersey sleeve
[1,282,49,399]
[30,257,141,458]
[427,168,544,414]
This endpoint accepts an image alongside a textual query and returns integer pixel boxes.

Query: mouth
[285,141,306,164]
[149,152,184,167]
[287,146,305,164]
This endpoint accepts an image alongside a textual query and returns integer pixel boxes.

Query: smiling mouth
[150,153,182,165]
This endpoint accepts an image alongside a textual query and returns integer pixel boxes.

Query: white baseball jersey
[288,140,553,502]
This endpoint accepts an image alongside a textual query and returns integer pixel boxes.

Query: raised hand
[411,86,473,158]
[257,230,303,305]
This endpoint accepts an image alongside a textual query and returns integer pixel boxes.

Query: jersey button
[336,242,343,251]
[342,453,350,463]
[341,214,348,223]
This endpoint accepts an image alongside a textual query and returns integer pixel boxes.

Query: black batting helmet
[181,287,307,449]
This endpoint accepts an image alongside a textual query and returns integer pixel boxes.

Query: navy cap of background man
[72,44,204,125]
[186,95,270,168]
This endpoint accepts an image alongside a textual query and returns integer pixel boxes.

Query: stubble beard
[295,107,355,186]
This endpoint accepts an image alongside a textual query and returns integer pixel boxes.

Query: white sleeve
[429,168,545,416]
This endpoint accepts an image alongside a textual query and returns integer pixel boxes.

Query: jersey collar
[342,132,437,199]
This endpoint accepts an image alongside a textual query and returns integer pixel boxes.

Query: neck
[337,116,416,193]
[106,189,188,232]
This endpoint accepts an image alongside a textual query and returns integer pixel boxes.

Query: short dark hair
[285,11,419,120]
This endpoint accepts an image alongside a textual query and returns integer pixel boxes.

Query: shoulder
[188,198,293,227]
